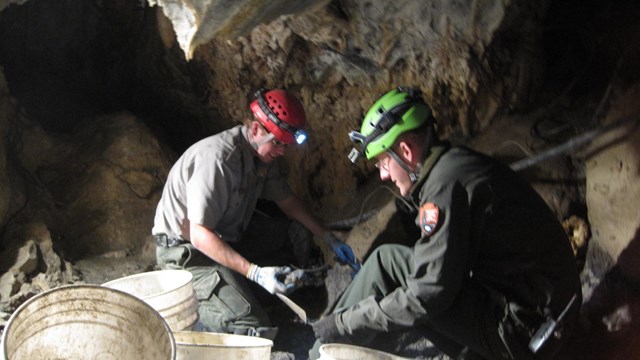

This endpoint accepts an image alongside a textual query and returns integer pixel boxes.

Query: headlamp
[348,131,367,143]
[347,130,367,163]
[348,148,362,163]
[347,129,385,164]
[294,129,308,144]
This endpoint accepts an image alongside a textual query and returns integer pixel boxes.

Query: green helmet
[348,87,432,163]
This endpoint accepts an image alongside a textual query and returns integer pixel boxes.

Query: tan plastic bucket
[319,343,410,360]
[102,269,198,331]
[173,331,273,360]
[0,285,175,360]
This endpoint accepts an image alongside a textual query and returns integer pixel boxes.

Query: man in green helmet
[309,87,581,359]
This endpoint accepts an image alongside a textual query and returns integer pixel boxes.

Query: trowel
[276,293,314,325]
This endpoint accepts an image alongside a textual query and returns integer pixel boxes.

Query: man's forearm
[277,195,327,238]
[190,222,251,276]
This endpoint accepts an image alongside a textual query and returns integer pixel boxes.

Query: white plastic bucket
[1,285,175,360]
[173,331,273,360]
[102,269,198,331]
[319,343,410,360]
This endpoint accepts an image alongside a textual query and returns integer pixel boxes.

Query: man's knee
[369,244,412,268]
[192,267,271,334]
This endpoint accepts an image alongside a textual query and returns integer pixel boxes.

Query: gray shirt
[152,125,291,242]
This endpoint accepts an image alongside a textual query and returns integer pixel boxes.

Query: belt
[153,234,189,248]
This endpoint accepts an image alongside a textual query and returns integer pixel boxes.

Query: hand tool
[276,293,315,325]
[529,293,578,353]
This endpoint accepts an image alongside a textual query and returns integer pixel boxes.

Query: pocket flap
[191,268,221,301]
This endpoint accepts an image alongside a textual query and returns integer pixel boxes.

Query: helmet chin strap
[387,125,434,185]
[387,149,419,183]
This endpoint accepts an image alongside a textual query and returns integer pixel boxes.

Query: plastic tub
[1,285,175,360]
[319,343,410,360]
[173,331,273,360]
[102,269,198,331]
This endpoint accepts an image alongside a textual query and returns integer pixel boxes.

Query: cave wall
[586,87,640,266]
[0,69,11,225]
[178,0,549,214]
[0,0,553,217]
[1,0,640,274]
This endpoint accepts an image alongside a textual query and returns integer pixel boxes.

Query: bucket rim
[172,331,274,348]
[101,269,194,299]
[319,343,408,360]
[1,284,177,360]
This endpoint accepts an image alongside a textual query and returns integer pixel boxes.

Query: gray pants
[156,216,315,340]
[156,243,279,339]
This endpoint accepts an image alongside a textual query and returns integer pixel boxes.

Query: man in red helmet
[152,88,358,340]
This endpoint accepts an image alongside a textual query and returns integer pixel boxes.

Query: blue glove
[323,233,361,271]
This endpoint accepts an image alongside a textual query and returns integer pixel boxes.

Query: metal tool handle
[528,293,578,353]
[529,318,558,353]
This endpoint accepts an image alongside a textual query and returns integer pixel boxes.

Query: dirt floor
[72,251,438,360]
[67,234,640,360]
[73,252,329,360]
[1,190,630,360]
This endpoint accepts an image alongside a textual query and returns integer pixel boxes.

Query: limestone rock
[30,224,62,275]
[0,0,28,12]
[0,271,24,302]
[0,68,12,230]
[585,87,640,282]
[11,240,38,275]
[0,222,82,311]
[149,0,328,60]
[31,113,172,259]
[563,215,590,257]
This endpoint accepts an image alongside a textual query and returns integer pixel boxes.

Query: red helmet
[250,88,307,144]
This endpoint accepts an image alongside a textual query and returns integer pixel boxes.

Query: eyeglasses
[256,119,290,147]
[271,138,289,147]
[374,155,391,171]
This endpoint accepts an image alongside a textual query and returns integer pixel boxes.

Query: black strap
[153,234,188,247]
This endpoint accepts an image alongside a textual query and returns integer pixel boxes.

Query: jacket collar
[408,142,450,202]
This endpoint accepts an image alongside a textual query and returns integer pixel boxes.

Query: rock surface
[1,1,640,359]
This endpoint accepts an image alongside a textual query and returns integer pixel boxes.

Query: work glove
[246,263,294,295]
[323,232,361,272]
[312,313,341,343]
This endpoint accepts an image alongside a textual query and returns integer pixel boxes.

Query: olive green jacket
[339,145,580,335]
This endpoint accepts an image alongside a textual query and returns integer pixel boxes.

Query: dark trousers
[310,244,561,360]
